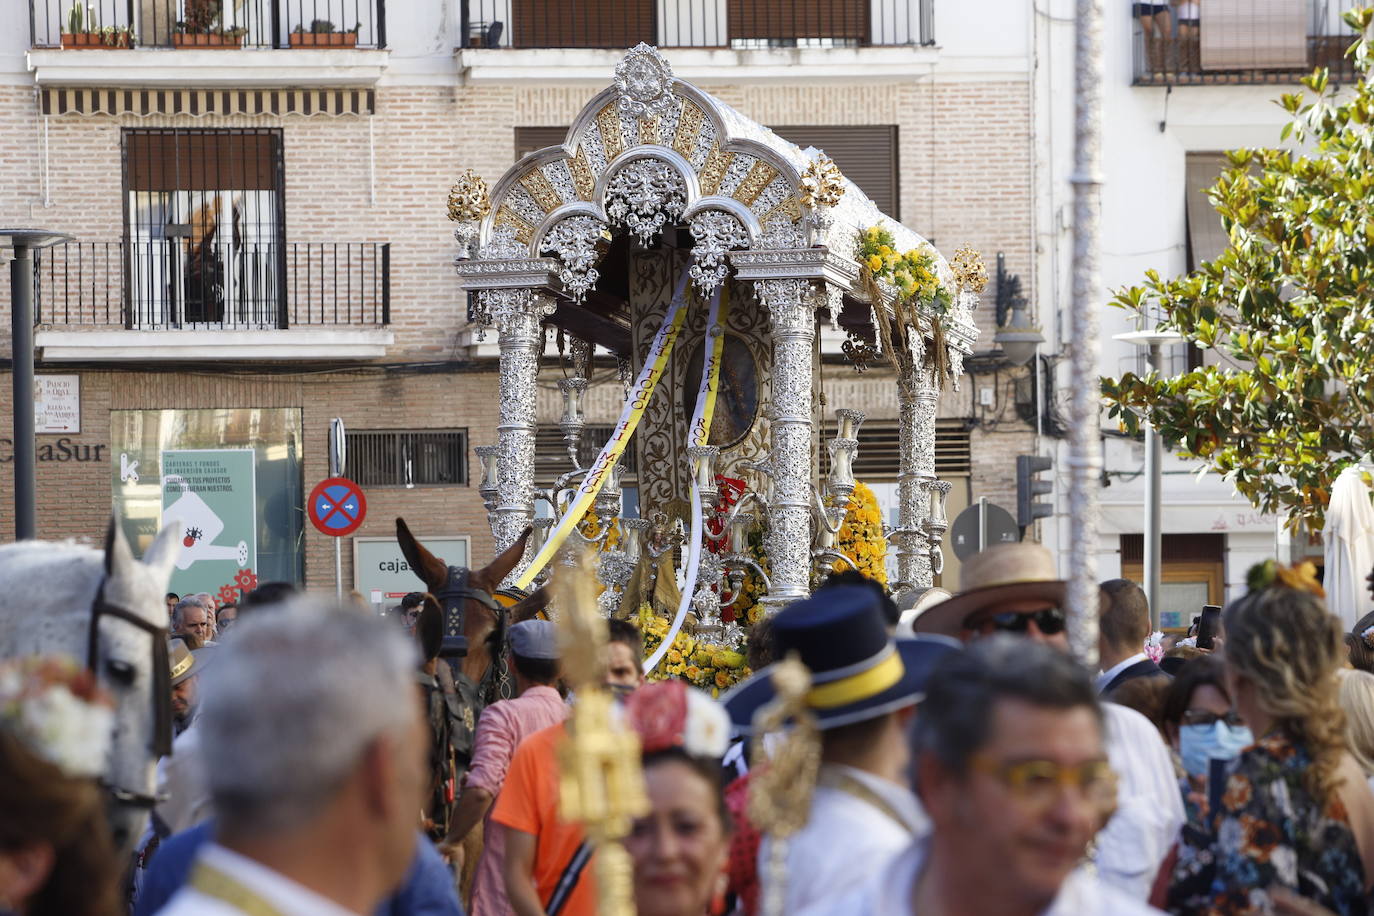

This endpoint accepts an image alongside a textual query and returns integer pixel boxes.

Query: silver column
[486,288,553,582]
[757,278,818,609]
[896,368,939,589]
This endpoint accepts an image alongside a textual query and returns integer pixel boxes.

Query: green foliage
[1101,7,1374,530]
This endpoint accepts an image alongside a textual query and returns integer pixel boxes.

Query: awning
[39,87,374,118]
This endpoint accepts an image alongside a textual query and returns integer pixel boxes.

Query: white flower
[683,689,730,758]
[21,683,112,778]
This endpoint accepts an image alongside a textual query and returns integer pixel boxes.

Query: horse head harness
[435,565,515,703]
[85,575,172,810]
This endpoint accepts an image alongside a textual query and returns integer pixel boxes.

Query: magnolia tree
[1102,9,1374,530]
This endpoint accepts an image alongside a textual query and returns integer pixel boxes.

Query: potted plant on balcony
[289,19,360,48]
[173,0,249,48]
[61,4,135,48]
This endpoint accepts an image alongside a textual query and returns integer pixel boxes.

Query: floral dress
[1167,732,1369,915]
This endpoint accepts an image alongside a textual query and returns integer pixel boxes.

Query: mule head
[395,518,450,593]
[468,526,534,595]
[415,594,445,664]
[99,518,181,858]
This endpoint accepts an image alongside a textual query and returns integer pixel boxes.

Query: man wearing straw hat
[913,542,1185,901]
[722,584,961,916]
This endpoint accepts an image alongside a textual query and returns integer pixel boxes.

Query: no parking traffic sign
[308,477,367,537]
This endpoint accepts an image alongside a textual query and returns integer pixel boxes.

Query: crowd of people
[5,539,1374,916]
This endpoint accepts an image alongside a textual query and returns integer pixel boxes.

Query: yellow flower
[867,254,883,272]
[715,670,731,689]
[667,649,683,664]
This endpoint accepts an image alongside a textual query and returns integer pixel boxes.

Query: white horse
[0,519,179,858]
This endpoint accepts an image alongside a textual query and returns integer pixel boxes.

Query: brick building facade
[0,3,1040,597]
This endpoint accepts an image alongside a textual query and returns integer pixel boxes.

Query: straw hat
[912,542,1065,638]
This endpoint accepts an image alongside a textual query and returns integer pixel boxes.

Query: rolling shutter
[509,0,656,49]
[728,0,869,42]
[771,125,899,218]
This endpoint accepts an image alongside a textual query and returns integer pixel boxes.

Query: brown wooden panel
[510,0,656,49]
[126,130,278,191]
[515,126,571,161]
[771,125,899,218]
[728,0,868,41]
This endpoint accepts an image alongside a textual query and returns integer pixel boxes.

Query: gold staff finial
[553,547,649,916]
[747,653,821,916]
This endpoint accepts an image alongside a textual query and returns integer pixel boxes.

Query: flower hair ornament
[1246,559,1326,599]
[0,655,114,778]
[622,679,731,758]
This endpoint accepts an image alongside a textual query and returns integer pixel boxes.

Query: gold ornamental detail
[446,168,491,223]
[698,144,732,197]
[799,154,845,210]
[568,147,597,200]
[520,168,562,213]
[493,206,535,244]
[597,104,626,160]
[951,245,989,294]
[672,102,704,158]
[735,160,779,207]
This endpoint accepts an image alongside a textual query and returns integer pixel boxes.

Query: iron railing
[459,0,934,50]
[1133,0,1355,86]
[30,0,385,50]
[34,240,390,330]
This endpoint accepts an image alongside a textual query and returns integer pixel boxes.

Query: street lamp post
[1115,328,1184,631]
[2,229,73,541]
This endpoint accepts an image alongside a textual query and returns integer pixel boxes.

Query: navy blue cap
[721,584,961,731]
[508,620,560,660]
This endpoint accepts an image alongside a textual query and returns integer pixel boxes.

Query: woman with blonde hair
[1168,562,1374,915]
[1338,668,1374,792]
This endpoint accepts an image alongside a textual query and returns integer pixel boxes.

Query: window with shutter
[346,430,469,487]
[1200,0,1307,71]
[509,0,656,49]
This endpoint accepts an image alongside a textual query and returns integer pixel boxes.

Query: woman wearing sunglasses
[1167,564,1374,915]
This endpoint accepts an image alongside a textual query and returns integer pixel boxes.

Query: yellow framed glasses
[970,756,1118,812]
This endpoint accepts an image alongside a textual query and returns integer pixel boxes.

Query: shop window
[112,407,304,600]
[346,429,469,487]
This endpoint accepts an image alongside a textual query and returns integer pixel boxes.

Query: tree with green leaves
[1102,8,1374,530]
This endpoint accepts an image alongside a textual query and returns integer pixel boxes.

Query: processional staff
[553,548,649,916]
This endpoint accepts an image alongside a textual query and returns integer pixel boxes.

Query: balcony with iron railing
[459,0,932,50]
[31,240,393,360]
[1133,0,1355,86]
[30,0,385,50]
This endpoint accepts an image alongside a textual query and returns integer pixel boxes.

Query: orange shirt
[490,722,597,916]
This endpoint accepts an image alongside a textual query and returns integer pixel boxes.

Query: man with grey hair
[158,603,430,916]
[171,597,215,645]
[806,638,1162,915]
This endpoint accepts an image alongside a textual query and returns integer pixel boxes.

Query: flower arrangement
[858,225,951,314]
[830,481,889,587]
[0,656,114,778]
[639,605,749,697]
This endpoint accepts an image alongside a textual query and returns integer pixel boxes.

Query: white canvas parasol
[1323,466,1374,631]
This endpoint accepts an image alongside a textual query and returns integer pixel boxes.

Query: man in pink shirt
[441,619,567,916]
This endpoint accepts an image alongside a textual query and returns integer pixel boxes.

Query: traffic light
[1016,454,1053,528]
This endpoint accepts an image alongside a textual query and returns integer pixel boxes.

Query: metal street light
[993,301,1046,368]
[1114,327,1185,631]
[1,229,74,541]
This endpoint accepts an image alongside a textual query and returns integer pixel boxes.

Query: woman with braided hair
[1167,562,1374,915]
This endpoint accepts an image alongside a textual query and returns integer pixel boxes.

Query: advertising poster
[161,449,258,604]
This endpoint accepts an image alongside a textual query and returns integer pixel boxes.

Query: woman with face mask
[1159,655,1254,797]
[1167,563,1374,915]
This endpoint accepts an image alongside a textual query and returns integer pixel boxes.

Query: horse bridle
[85,575,172,810]
[435,565,516,703]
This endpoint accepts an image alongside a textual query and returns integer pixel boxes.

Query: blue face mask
[1179,720,1254,777]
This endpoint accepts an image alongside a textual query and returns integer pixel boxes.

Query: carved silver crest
[615,43,676,121]
[688,210,749,295]
[605,159,687,246]
[542,216,607,304]
[480,225,527,260]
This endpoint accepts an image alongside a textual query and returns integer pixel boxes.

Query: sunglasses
[986,607,1066,636]
[1182,710,1245,728]
[972,756,1118,813]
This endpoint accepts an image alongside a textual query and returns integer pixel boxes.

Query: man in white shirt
[803,637,1162,916]
[1096,578,1168,695]
[914,543,1185,901]
[721,584,961,916]
[158,602,428,916]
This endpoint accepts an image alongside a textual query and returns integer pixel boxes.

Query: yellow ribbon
[188,861,289,916]
[515,286,690,591]
[805,651,905,709]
